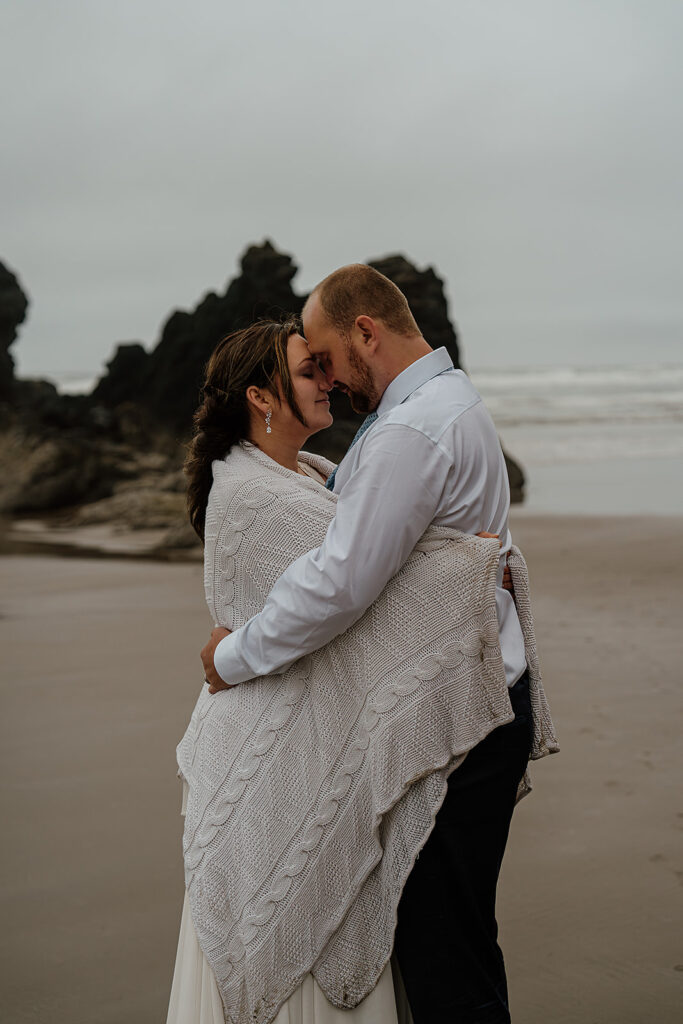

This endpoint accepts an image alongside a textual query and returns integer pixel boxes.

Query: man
[202,264,532,1024]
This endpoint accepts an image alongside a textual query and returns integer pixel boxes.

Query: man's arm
[211,425,452,686]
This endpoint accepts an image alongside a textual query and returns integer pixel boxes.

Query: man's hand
[201,627,235,694]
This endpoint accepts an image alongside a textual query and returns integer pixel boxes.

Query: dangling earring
[265,408,272,434]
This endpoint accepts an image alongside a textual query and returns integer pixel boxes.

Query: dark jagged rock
[93,241,523,496]
[0,264,179,519]
[0,261,29,402]
[13,378,93,433]
[91,342,149,406]
[227,240,302,318]
[1,243,525,531]
[94,245,462,455]
[503,450,525,504]
[93,240,303,435]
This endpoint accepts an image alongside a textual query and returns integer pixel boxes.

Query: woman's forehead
[287,332,310,363]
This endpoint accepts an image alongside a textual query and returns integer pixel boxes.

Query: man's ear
[355,315,380,355]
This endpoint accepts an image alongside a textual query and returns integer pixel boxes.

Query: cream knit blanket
[176,442,558,1024]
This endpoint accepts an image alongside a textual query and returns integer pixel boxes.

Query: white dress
[166,779,413,1024]
[166,463,414,1024]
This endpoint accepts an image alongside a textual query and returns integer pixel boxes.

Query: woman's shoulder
[207,445,337,536]
[213,443,335,491]
[205,443,334,546]
[209,444,250,490]
[209,442,319,501]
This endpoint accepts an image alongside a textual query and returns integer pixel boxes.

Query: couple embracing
[167,264,558,1024]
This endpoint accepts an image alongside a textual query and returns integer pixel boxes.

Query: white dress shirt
[215,348,527,687]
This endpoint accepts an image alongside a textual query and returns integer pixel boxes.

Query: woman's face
[281,332,333,436]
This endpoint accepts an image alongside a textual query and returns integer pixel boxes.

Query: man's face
[302,294,380,414]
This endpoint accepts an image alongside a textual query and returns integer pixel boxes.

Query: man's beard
[345,340,380,414]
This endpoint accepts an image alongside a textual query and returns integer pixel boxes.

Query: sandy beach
[1,514,682,1023]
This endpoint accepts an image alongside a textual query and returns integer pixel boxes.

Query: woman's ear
[245,385,270,415]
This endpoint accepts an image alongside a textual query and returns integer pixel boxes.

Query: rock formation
[89,243,464,457]
[0,261,29,404]
[93,240,303,435]
[0,243,524,547]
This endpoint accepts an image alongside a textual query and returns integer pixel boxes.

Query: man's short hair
[314,264,420,338]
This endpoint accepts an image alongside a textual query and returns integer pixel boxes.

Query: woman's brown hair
[185,318,304,541]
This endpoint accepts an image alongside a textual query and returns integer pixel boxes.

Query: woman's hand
[475,532,514,597]
[201,626,236,694]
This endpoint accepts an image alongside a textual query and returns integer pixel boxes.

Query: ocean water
[470,363,683,515]
[53,363,683,517]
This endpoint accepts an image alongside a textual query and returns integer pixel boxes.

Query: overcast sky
[3,0,682,381]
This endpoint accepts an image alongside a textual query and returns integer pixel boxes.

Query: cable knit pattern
[176,442,558,1024]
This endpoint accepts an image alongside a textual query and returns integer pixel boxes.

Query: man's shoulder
[380,369,483,445]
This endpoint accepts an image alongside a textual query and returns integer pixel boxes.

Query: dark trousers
[394,672,533,1024]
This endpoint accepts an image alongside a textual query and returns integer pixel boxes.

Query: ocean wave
[470,362,683,391]
[471,362,683,429]
[498,421,683,465]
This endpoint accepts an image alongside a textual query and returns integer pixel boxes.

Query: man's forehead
[302,293,321,329]
[302,289,318,314]
[304,337,328,362]
[304,327,338,357]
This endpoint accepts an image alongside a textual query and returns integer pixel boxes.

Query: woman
[167,319,556,1024]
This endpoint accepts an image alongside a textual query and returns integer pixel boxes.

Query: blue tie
[325,412,379,490]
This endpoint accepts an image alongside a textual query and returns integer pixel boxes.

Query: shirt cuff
[214,631,256,685]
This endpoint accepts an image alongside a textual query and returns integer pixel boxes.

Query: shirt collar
[377,347,454,415]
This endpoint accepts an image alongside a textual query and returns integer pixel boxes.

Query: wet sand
[1,514,682,1023]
